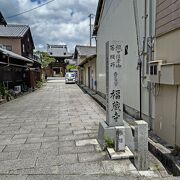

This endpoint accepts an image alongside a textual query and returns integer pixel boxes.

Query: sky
[0,0,98,52]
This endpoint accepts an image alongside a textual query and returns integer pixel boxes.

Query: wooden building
[47,44,73,77]
[0,47,33,90]
[74,45,96,89]
[0,24,41,90]
[0,24,35,59]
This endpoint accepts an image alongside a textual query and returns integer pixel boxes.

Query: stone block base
[98,121,134,152]
[107,146,134,160]
[97,121,117,149]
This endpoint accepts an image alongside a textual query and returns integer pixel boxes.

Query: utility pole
[88,14,95,46]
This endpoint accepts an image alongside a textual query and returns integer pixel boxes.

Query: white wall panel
[96,0,156,117]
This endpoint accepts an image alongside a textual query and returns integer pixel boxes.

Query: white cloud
[0,0,98,52]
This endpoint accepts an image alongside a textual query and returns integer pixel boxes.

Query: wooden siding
[21,29,34,59]
[0,37,21,55]
[156,0,180,37]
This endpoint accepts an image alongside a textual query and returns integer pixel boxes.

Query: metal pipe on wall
[140,0,148,120]
[142,0,147,79]
[133,0,142,119]
[148,0,154,129]
[175,85,178,146]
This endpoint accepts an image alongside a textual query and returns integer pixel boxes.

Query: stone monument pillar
[105,41,125,151]
[97,41,126,152]
[98,41,148,168]
[106,41,124,127]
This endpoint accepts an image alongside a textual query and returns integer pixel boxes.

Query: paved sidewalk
[0,79,177,179]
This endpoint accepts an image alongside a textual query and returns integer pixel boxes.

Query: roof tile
[0,24,29,37]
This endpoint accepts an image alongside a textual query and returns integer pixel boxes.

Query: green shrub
[0,83,6,97]
[36,80,43,88]
[0,83,12,101]
[171,146,180,156]
[104,135,114,149]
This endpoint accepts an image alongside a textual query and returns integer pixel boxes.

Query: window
[150,65,154,75]
[23,44,25,53]
[125,45,128,55]
[0,45,12,51]
[5,45,12,51]
[154,65,157,75]
[150,64,158,75]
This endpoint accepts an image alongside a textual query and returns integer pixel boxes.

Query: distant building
[74,45,96,89]
[0,24,35,59]
[47,44,73,76]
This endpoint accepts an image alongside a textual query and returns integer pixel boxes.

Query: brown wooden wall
[0,37,21,55]
[21,29,34,59]
[156,0,180,37]
[27,70,41,89]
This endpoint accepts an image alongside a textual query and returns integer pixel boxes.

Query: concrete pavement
[0,78,177,179]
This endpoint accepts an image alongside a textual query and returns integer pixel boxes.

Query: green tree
[66,65,77,71]
[41,52,55,68]
[34,51,55,68]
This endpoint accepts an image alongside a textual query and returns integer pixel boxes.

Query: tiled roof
[0,24,29,37]
[47,44,72,57]
[93,0,104,35]
[75,45,96,57]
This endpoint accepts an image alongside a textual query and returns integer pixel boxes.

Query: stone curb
[148,138,180,176]
[77,84,106,110]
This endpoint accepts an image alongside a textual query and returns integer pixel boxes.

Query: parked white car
[65,72,76,84]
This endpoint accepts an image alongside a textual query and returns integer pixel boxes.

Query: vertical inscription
[106,41,124,127]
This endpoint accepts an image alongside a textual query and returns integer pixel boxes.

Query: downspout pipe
[148,0,153,129]
[142,0,147,79]
[95,37,97,92]
[175,86,178,146]
[133,0,142,119]
[140,0,148,120]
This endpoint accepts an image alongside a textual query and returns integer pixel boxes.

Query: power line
[6,0,56,19]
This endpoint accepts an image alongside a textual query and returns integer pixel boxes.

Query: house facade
[0,25,35,59]
[93,0,156,124]
[93,0,180,147]
[152,0,180,146]
[81,55,96,91]
[0,47,33,90]
[74,45,96,89]
[0,24,41,91]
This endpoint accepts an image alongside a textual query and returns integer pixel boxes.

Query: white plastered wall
[84,58,96,90]
[96,0,156,118]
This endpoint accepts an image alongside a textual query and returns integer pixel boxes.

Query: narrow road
[0,78,175,180]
